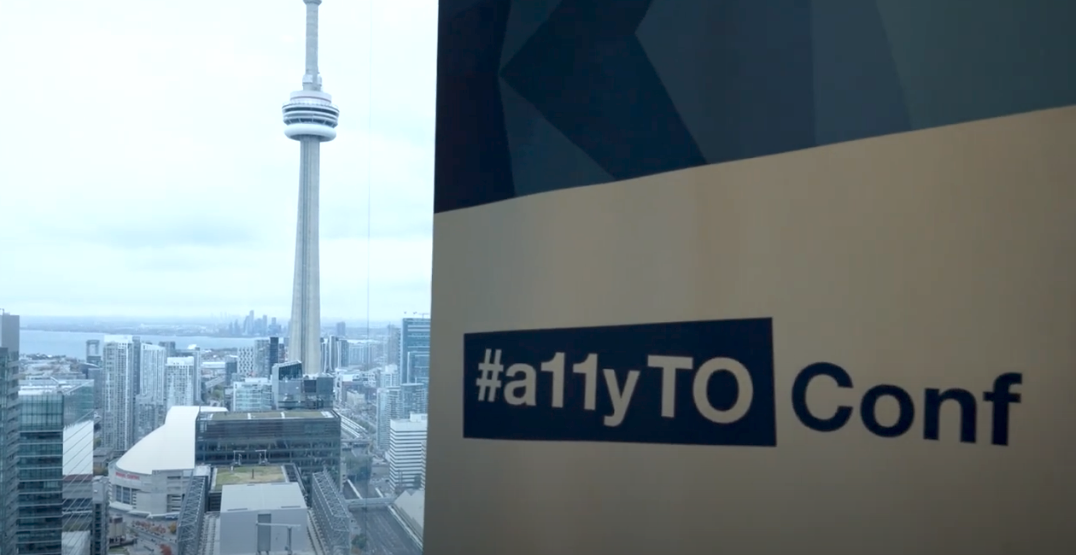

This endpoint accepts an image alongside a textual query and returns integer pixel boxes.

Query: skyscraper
[16,387,64,555]
[135,343,166,441]
[84,340,101,367]
[400,317,431,385]
[16,379,95,555]
[102,336,138,453]
[164,357,198,408]
[283,0,339,375]
[0,312,20,555]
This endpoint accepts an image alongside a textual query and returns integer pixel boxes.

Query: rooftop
[220,482,307,512]
[200,410,336,421]
[212,465,287,492]
[115,406,228,475]
[390,413,429,432]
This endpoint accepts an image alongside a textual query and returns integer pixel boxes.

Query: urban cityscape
[0,1,429,555]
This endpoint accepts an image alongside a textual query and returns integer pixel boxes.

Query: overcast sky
[0,0,437,322]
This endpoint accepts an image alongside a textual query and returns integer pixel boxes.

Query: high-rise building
[284,0,340,376]
[173,346,202,404]
[400,317,430,385]
[16,378,95,555]
[84,340,101,367]
[231,378,273,412]
[379,366,400,389]
[224,357,238,386]
[102,336,138,453]
[135,344,167,441]
[17,387,64,555]
[386,325,401,368]
[236,346,255,377]
[86,365,105,413]
[323,336,348,372]
[164,357,198,408]
[90,478,107,555]
[268,336,281,370]
[253,337,282,377]
[0,311,20,555]
[335,321,346,337]
[400,382,428,418]
[388,413,428,492]
[376,387,401,452]
[157,341,176,357]
[254,339,271,377]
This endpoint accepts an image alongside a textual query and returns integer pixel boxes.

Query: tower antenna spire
[302,0,322,91]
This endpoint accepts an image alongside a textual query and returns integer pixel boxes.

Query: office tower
[400,382,428,418]
[102,336,138,453]
[135,343,167,441]
[386,325,401,367]
[400,317,430,385]
[283,0,340,376]
[84,340,102,367]
[16,379,95,555]
[16,387,63,555]
[86,365,105,413]
[224,357,238,386]
[90,478,107,555]
[325,336,348,371]
[335,321,346,337]
[0,312,19,555]
[231,378,273,412]
[237,346,255,377]
[376,387,401,452]
[255,338,282,377]
[254,339,271,376]
[268,336,281,369]
[388,413,428,491]
[164,357,198,408]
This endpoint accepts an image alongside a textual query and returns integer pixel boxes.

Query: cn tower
[283,0,338,375]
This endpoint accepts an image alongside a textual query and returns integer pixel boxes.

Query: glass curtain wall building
[193,410,342,494]
[15,379,96,555]
[399,318,429,385]
[0,347,19,555]
[17,389,64,555]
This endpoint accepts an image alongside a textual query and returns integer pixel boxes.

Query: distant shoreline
[21,327,252,338]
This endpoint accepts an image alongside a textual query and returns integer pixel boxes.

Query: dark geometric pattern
[435,0,1076,214]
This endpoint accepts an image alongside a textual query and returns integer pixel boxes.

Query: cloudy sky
[0,0,437,321]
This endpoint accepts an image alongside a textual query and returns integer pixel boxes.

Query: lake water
[19,330,263,359]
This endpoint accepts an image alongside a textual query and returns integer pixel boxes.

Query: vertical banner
[425,2,1076,554]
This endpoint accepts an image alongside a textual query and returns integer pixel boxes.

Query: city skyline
[0,0,437,319]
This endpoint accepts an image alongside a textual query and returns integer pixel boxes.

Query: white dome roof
[115,406,227,475]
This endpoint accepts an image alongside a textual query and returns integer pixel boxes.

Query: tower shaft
[289,139,322,375]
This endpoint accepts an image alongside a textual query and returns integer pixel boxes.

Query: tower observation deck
[284,0,338,375]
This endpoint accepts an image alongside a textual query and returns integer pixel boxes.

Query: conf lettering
[791,362,1023,446]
